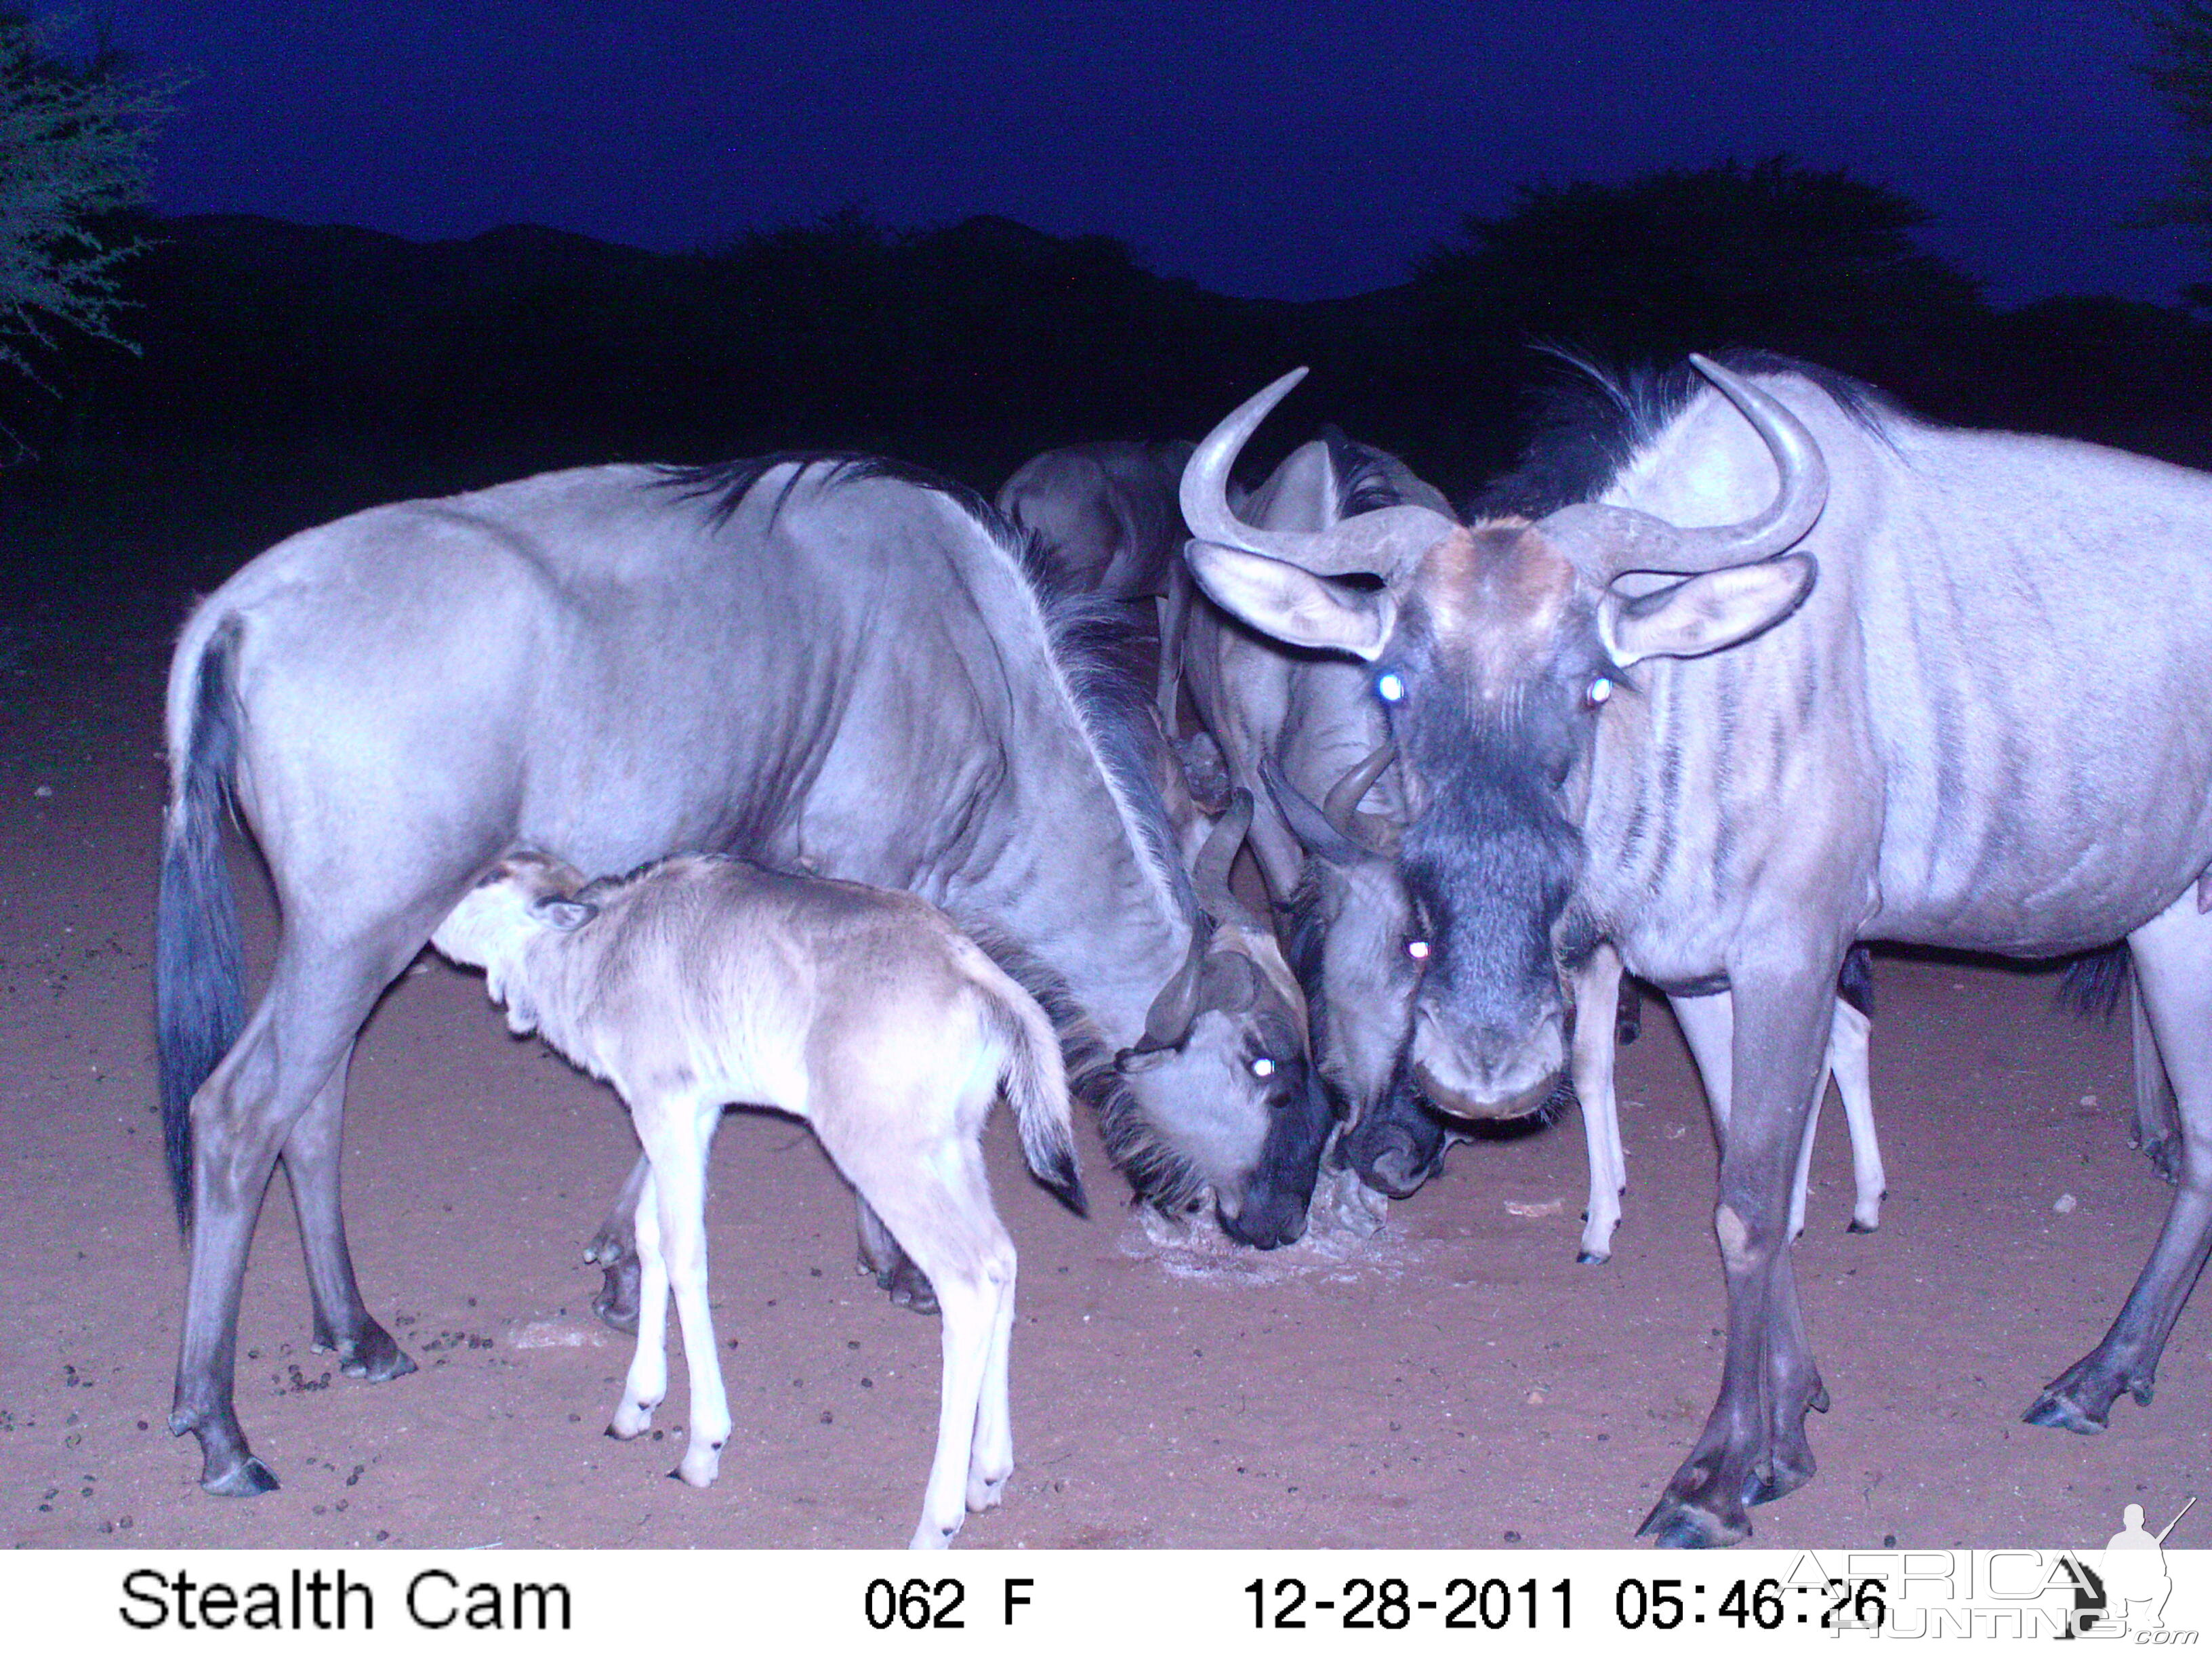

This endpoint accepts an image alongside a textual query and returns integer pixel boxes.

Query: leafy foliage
[0,10,169,382]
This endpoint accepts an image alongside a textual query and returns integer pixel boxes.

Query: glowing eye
[1250,1056,1277,1079]
[1587,676,1614,706]
[1406,939,1431,961]
[1376,672,1406,703]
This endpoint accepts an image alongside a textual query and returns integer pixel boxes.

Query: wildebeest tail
[157,615,247,1232]
[966,948,1086,1216]
[2057,944,2130,1021]
[1837,944,1875,1018]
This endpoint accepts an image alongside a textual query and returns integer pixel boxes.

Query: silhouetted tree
[2136,3,2212,251]
[0,12,169,386]
[1412,158,1984,369]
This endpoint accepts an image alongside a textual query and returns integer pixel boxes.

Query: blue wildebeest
[997,439,1204,715]
[432,851,1083,1549]
[1180,352,2212,1546]
[156,455,1331,1498]
[1190,424,1885,1252]
[1176,430,1464,1212]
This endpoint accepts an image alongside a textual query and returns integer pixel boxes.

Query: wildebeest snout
[1409,998,1563,1120]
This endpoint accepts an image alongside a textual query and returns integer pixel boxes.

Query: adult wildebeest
[432,851,1082,1549]
[157,454,1329,1498]
[1179,352,2212,1547]
[998,440,1202,714]
[1177,431,1471,1207]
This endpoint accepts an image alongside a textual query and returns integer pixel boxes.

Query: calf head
[430,850,599,1034]
[1181,359,1826,1118]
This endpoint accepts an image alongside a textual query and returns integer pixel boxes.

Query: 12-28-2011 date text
[1246,1575,1571,1631]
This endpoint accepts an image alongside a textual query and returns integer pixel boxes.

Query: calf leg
[2028,895,2212,1433]
[287,1043,415,1380]
[857,1197,941,1315]
[830,1128,1012,1550]
[1643,956,1838,1547]
[1675,989,1849,1240]
[608,1167,670,1439]
[583,1154,649,1334]
[632,1096,732,1488]
[1572,945,1627,1264]
[1828,1000,1885,1232]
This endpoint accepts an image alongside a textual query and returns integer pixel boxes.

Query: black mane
[1469,347,1906,520]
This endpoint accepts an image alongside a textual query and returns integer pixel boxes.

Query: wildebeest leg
[2028,897,2212,1433]
[1828,1000,1885,1232]
[844,1144,1013,1549]
[2129,979,2183,1184]
[584,1154,648,1334]
[1673,990,1839,1240]
[857,1195,940,1315]
[633,1096,733,1488]
[1572,945,1627,1264]
[608,1168,670,1439]
[287,1042,416,1380]
[1641,960,1837,1548]
[171,937,403,1496]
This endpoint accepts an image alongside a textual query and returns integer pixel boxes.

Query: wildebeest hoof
[966,1470,1009,1512]
[877,1258,941,1316]
[202,1454,281,1498]
[1637,1494,1748,1549]
[2145,1136,2183,1184]
[1575,1248,1610,1266]
[337,1323,417,1382]
[2024,1391,2107,1435]
[1845,1218,1877,1234]
[593,1258,642,1334]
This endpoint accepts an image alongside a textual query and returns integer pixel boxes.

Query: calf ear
[530,896,598,932]
[1599,553,1816,668]
[1185,540,1395,660]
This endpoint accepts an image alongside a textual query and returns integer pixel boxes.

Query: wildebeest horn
[1193,787,1254,920]
[1127,920,1212,1058]
[1536,354,1830,581]
[1181,368,1458,583]
[1260,754,1372,868]
[1322,742,1397,840]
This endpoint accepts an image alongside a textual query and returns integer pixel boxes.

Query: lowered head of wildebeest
[1180,359,1824,1120]
[1115,783,1331,1246]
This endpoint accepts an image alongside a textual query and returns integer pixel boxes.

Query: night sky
[60,1,2207,306]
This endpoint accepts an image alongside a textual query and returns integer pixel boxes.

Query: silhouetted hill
[19,194,2212,499]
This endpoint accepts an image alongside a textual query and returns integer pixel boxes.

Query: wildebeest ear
[1599,553,1816,668]
[530,895,598,932]
[1184,540,1395,660]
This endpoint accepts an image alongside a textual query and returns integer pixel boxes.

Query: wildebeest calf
[431,851,1086,1549]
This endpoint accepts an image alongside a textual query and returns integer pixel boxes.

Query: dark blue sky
[63,0,2205,305]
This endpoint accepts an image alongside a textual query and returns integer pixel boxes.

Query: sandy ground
[1,474,2207,1555]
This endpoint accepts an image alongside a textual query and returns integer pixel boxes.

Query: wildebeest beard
[1397,708,1586,1042]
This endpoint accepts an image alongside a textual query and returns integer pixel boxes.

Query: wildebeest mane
[954,914,1209,1211]
[657,451,1017,539]
[1470,346,1906,521]
[1322,425,1418,519]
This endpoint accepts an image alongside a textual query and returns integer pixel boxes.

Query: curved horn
[1536,353,1830,582]
[1260,754,1373,869]
[1127,923,1210,1058]
[1181,369,1457,583]
[1322,742,1397,840]
[1192,787,1253,920]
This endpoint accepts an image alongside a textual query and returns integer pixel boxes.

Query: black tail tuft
[1039,1152,1088,1218]
[156,620,247,1233]
[1837,944,1875,1018]
[2057,945,2130,1022]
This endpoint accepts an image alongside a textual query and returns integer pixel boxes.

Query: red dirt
[1,528,2205,1555]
